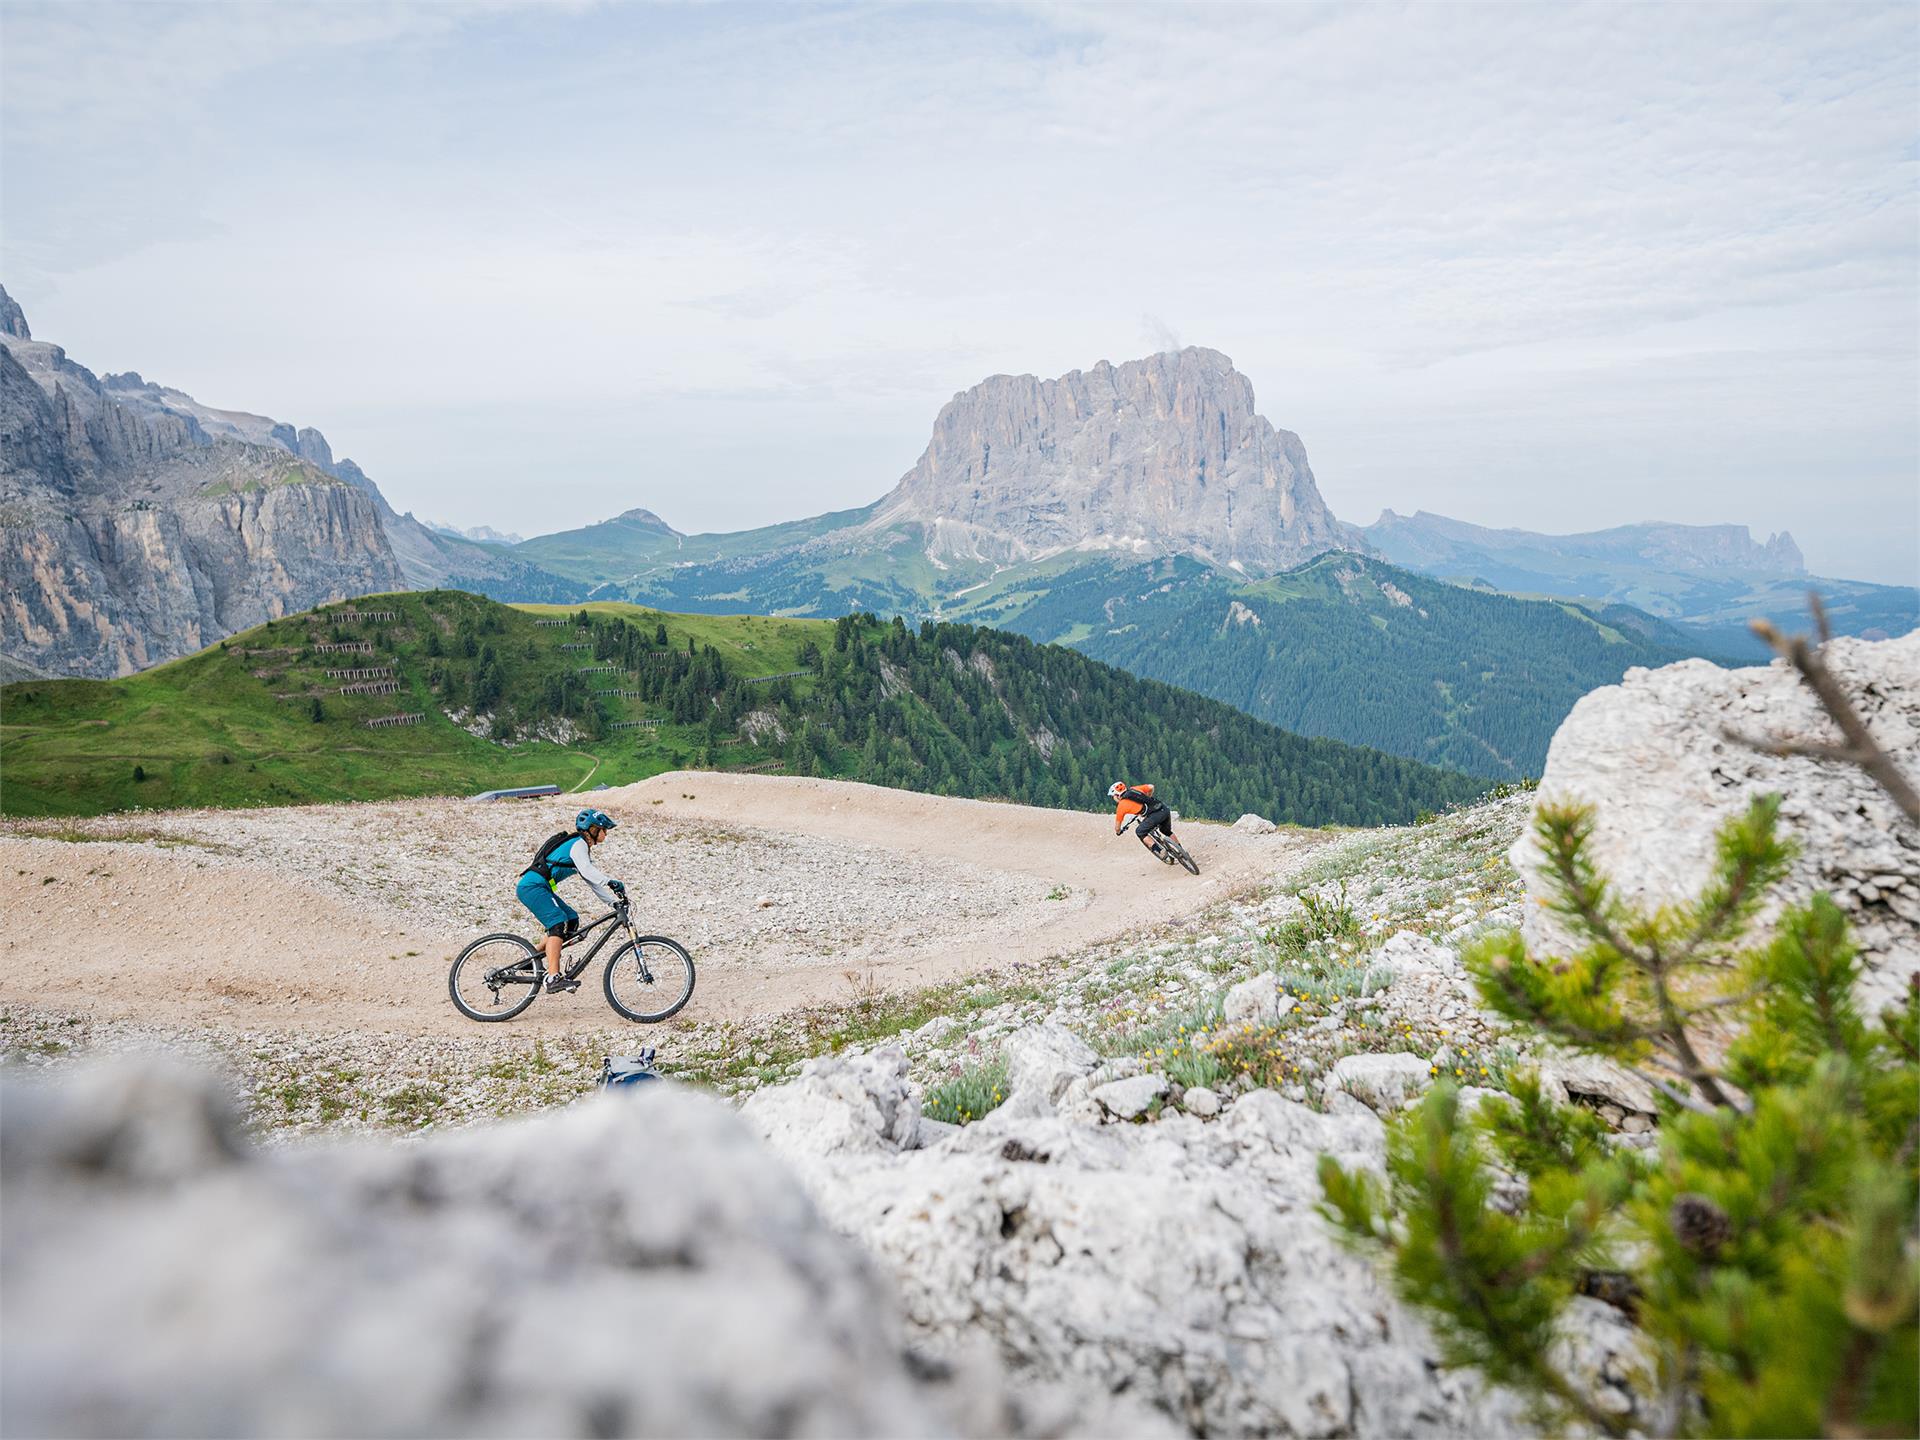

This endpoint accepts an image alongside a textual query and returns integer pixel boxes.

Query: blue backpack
[599,1049,660,1089]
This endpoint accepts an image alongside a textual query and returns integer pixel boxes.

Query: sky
[3,1,1916,584]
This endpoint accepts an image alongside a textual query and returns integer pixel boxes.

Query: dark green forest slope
[0,593,1485,824]
[985,553,1708,779]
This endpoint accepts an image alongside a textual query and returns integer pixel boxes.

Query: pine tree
[1319,796,1919,1437]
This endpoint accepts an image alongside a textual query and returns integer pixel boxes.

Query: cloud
[1140,315,1182,355]
[1,0,1913,582]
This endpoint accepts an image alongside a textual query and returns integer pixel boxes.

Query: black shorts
[1134,805,1172,839]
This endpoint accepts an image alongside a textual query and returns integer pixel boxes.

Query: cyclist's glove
[609,880,627,897]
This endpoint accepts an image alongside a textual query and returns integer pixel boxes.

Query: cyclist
[518,808,627,994]
[1109,781,1178,859]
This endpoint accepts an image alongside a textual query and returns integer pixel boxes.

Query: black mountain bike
[448,903,696,1023]
[1123,815,1201,875]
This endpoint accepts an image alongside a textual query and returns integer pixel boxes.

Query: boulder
[1322,1052,1433,1114]
[739,1046,923,1171]
[0,1059,984,1437]
[754,1075,1535,1439]
[1539,1052,1659,1116]
[1092,1072,1168,1121]
[1515,633,1920,1011]
[1000,1023,1098,1109]
[1181,1085,1223,1118]
[1221,971,1298,1027]
[1233,813,1278,835]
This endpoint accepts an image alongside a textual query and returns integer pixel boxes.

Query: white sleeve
[569,838,620,906]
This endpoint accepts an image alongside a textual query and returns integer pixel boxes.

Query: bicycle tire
[1171,842,1200,876]
[602,935,697,1023]
[448,933,543,1022]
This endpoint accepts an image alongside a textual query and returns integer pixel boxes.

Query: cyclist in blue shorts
[517,808,627,994]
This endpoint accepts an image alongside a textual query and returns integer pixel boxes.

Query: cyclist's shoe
[545,973,581,994]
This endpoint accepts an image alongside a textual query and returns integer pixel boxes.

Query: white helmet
[1107,781,1126,800]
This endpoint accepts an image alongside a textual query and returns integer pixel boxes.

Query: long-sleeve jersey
[554,836,621,906]
[1113,783,1158,833]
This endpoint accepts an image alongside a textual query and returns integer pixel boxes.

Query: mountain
[862,347,1361,571]
[0,284,590,678]
[1364,510,1916,658]
[509,347,1363,600]
[0,591,1485,824]
[428,521,525,546]
[92,367,583,602]
[495,349,1747,777]
[0,291,406,678]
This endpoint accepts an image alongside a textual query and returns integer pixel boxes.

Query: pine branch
[1723,597,1920,825]
[1428,1173,1632,1438]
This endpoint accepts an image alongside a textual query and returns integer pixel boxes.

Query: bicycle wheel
[603,936,697,1023]
[1170,841,1200,876]
[449,934,543,1022]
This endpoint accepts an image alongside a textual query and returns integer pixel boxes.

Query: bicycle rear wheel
[1169,840,1200,876]
[449,934,542,1021]
[603,936,697,1023]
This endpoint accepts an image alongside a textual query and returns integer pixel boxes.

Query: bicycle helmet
[1107,781,1126,801]
[576,807,617,833]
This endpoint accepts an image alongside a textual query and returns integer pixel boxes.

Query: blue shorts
[516,874,579,937]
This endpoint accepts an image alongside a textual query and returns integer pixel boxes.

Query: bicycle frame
[486,908,652,987]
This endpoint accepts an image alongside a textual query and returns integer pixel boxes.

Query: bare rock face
[0,1059,1024,1438]
[0,289,408,678]
[867,347,1362,574]
[1515,632,1920,1010]
[747,1049,1531,1439]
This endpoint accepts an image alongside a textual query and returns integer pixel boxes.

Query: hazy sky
[4,1,1916,583]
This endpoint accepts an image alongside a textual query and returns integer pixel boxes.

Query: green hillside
[0,592,1486,825]
[510,505,873,585]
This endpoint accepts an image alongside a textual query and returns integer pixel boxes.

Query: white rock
[1515,633,1920,1012]
[1322,1052,1434,1114]
[1092,1073,1169,1121]
[1,1059,993,1438]
[1232,813,1278,835]
[1181,1086,1222,1118]
[1221,972,1298,1027]
[753,1072,1539,1439]
[1539,1052,1659,1115]
[1000,1023,1098,1110]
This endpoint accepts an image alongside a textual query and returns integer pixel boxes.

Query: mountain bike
[1122,813,1201,875]
[448,902,696,1023]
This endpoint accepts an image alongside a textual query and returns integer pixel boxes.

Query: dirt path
[0,773,1315,1042]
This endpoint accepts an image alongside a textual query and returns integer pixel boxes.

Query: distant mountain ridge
[1369,511,1805,576]
[1363,509,1913,658]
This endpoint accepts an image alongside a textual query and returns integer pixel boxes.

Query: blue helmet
[576,808,616,833]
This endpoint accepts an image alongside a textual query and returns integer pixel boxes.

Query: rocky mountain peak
[869,346,1360,574]
[0,285,30,340]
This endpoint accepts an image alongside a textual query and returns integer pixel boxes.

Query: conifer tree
[1320,797,1918,1437]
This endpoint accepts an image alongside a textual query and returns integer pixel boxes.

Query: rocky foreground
[3,634,1914,1436]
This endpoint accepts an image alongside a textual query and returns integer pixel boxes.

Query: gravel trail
[1,773,1296,1037]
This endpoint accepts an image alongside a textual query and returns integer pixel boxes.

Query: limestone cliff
[867,347,1363,573]
[0,289,406,678]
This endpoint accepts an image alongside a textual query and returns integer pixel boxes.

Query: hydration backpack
[1119,786,1160,810]
[524,829,580,883]
[600,1048,660,1089]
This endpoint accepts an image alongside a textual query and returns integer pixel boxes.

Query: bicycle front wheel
[603,936,697,1023]
[449,934,542,1022]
